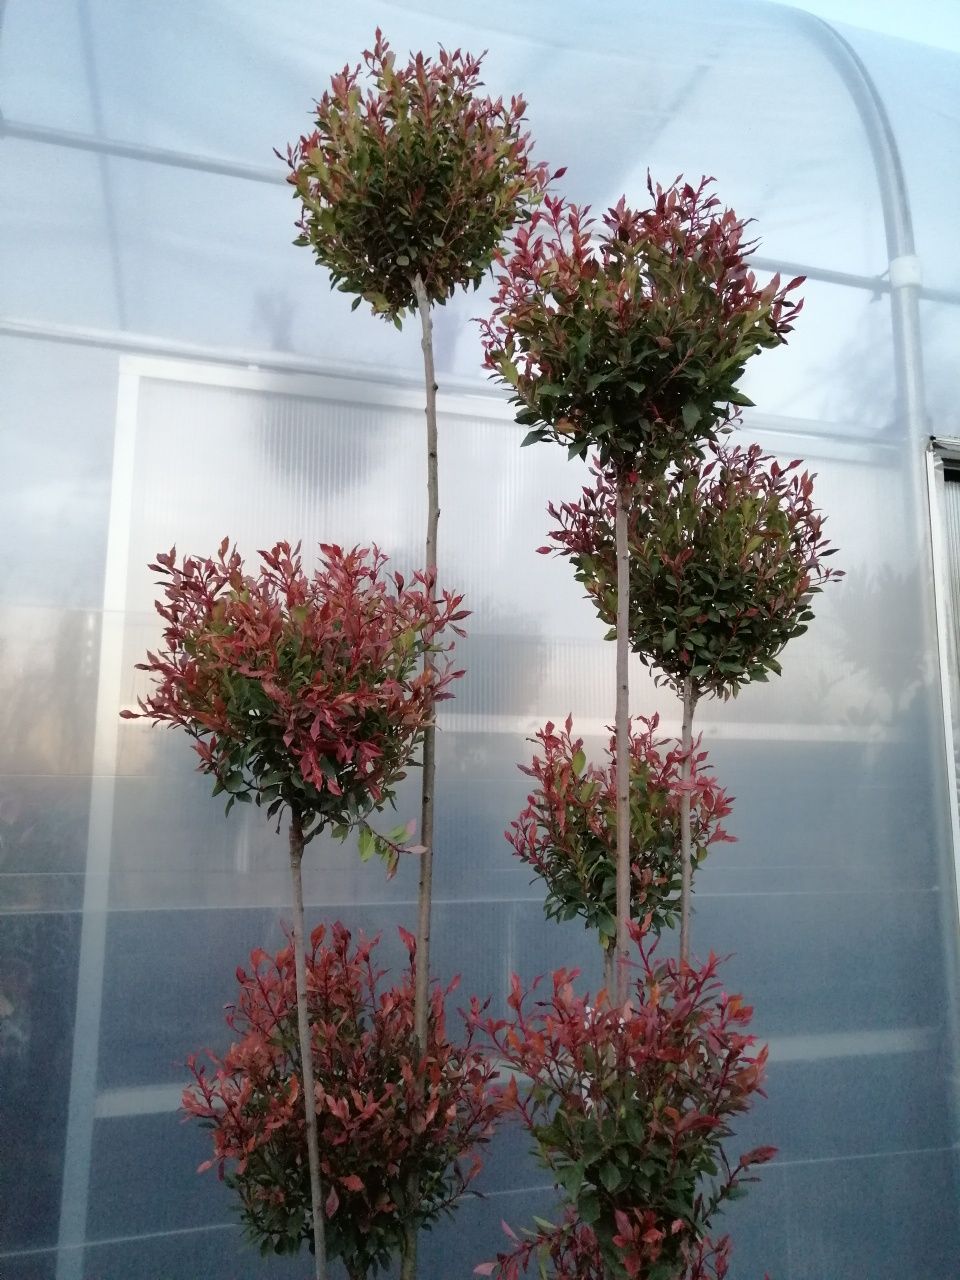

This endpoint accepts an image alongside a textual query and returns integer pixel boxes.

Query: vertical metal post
[56,371,140,1280]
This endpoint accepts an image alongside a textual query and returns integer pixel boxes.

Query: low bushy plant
[474,932,773,1279]
[184,924,497,1279]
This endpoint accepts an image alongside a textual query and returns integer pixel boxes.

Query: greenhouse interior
[2,1,960,1277]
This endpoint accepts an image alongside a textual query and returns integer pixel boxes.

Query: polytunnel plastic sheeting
[0,0,906,367]
[1,2,960,1279]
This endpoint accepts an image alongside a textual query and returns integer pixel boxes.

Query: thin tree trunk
[402,271,440,1280]
[288,813,327,1280]
[678,677,696,965]
[614,478,632,1004]
[603,946,615,1001]
[411,271,439,1050]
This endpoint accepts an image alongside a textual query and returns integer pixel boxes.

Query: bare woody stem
[288,812,327,1280]
[403,271,440,1280]
[411,271,439,1050]
[678,676,697,965]
[603,946,615,1002]
[614,477,632,1004]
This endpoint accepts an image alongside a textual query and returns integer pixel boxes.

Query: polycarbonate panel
[2,2,960,1278]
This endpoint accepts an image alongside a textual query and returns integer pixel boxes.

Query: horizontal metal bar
[0,116,280,185]
[751,254,960,306]
[0,315,908,461]
[3,117,959,306]
[0,314,428,385]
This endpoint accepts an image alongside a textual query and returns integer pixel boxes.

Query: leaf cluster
[545,443,842,699]
[481,178,802,474]
[475,938,774,1279]
[183,924,497,1277]
[508,715,733,946]
[122,539,467,843]
[477,1208,736,1280]
[282,29,552,322]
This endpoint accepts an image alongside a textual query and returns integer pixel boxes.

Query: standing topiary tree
[282,39,551,1271]
[507,714,733,991]
[482,177,802,994]
[545,442,842,957]
[281,28,551,1066]
[124,540,466,1280]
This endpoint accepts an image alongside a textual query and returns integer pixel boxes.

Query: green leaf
[578,1191,601,1225]
[571,748,586,775]
[520,428,543,448]
[681,402,701,431]
[358,826,375,862]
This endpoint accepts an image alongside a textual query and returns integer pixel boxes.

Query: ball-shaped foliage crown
[282,29,553,322]
[481,177,803,474]
[508,714,734,945]
[545,442,842,699]
[123,539,467,838]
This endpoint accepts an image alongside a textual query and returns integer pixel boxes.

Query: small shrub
[478,1210,737,1279]
[508,715,733,946]
[184,924,497,1278]
[474,932,774,1279]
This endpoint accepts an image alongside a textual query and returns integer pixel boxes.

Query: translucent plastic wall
[2,2,959,1276]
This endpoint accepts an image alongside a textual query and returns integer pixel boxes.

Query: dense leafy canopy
[124,540,466,847]
[481,178,802,474]
[475,937,774,1279]
[508,715,733,946]
[184,925,497,1277]
[283,29,552,322]
[545,443,842,699]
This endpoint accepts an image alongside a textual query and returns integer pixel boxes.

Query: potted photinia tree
[481,179,802,994]
[507,714,733,991]
[281,29,552,1070]
[545,441,842,958]
[124,539,466,1279]
[477,175,840,1275]
[183,923,497,1280]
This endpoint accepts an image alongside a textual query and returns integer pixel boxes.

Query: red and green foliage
[474,935,773,1280]
[480,178,802,475]
[123,540,466,857]
[477,1210,737,1280]
[545,443,842,698]
[184,924,497,1278]
[282,29,552,323]
[508,716,733,946]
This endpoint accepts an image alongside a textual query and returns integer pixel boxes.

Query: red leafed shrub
[545,443,842,699]
[480,177,802,474]
[473,932,774,1279]
[508,715,733,945]
[123,540,466,848]
[477,1210,737,1280]
[282,29,551,322]
[183,924,497,1278]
